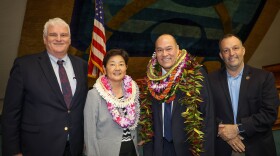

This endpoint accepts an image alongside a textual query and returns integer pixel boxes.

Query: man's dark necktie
[57,60,72,109]
[164,102,172,142]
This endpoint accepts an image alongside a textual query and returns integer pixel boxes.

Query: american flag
[88,0,106,78]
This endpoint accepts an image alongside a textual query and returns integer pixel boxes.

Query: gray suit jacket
[84,88,139,156]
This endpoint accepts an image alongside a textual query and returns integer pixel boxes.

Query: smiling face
[105,55,127,83]
[155,34,179,72]
[43,24,71,58]
[219,36,245,72]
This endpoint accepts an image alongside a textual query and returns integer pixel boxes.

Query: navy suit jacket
[2,51,88,156]
[143,68,215,156]
[209,65,279,156]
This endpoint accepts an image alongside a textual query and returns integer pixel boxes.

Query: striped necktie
[57,60,72,109]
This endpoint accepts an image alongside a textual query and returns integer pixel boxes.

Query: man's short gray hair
[43,17,70,37]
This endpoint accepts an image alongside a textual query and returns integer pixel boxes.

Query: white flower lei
[94,75,140,130]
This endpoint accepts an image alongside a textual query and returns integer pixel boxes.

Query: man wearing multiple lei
[140,34,215,156]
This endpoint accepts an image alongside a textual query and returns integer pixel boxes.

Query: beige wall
[0,0,27,111]
[248,10,280,68]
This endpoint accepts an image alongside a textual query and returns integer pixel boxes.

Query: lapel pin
[246,76,250,80]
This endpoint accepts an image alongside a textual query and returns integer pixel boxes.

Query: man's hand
[14,153,23,156]
[138,140,145,146]
[218,124,239,141]
[227,135,245,153]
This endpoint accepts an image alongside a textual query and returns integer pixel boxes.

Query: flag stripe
[93,20,106,43]
[92,39,106,55]
[91,46,105,61]
[93,31,106,52]
[88,0,106,78]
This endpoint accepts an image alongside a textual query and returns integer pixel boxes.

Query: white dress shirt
[161,68,173,137]
[48,53,76,95]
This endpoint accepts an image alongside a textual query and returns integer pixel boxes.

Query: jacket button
[67,110,71,113]
[64,127,68,131]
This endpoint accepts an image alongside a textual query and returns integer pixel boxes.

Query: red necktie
[57,60,72,109]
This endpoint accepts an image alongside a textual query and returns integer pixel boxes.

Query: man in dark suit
[209,34,279,156]
[2,17,88,156]
[141,34,215,156]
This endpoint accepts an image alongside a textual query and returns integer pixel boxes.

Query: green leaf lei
[139,49,204,156]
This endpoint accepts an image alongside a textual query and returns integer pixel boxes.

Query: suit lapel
[220,69,232,105]
[220,68,235,119]
[152,98,163,130]
[171,92,181,118]
[69,55,81,108]
[237,65,250,118]
[37,51,65,107]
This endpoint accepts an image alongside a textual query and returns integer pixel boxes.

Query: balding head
[154,34,179,72]
[155,34,177,48]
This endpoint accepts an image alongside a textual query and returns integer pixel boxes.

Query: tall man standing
[209,34,279,156]
[2,18,88,156]
[140,34,215,156]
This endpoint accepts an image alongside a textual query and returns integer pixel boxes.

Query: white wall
[0,0,27,112]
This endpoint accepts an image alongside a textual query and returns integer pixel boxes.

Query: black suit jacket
[209,65,279,156]
[2,51,88,156]
[143,68,215,156]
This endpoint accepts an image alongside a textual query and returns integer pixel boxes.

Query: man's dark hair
[219,33,243,47]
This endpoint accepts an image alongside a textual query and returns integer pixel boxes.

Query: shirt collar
[48,53,69,65]
[227,68,244,79]
[162,68,167,75]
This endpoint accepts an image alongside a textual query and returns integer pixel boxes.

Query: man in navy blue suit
[141,34,215,156]
[209,34,279,156]
[2,17,88,156]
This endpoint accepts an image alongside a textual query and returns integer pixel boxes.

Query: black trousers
[119,140,137,156]
[63,141,71,156]
[163,138,176,156]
